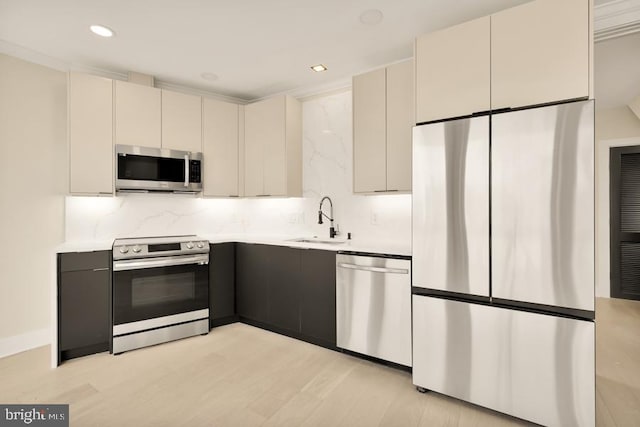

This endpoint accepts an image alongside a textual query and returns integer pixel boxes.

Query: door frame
[596,137,640,298]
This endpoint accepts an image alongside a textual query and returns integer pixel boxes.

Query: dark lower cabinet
[236,244,269,324]
[58,250,111,364]
[267,247,301,333]
[300,249,336,347]
[235,243,337,349]
[209,243,237,327]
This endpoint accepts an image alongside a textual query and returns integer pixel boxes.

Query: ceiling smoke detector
[89,25,115,38]
[200,72,219,81]
[311,64,327,72]
[359,9,383,25]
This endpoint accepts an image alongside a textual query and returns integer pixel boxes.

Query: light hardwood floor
[0,297,638,426]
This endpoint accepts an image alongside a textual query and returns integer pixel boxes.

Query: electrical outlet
[371,212,378,225]
[288,213,297,224]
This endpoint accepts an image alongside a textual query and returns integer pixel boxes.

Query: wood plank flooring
[0,297,638,426]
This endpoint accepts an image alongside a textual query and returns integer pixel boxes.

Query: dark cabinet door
[300,249,336,346]
[267,246,301,333]
[236,244,269,323]
[59,268,110,351]
[209,243,236,325]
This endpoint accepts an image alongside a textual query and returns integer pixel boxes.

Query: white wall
[595,106,640,297]
[64,90,412,248]
[0,54,67,356]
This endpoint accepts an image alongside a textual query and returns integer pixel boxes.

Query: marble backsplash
[65,90,412,248]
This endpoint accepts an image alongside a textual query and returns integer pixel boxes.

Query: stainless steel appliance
[115,144,203,193]
[336,253,412,367]
[112,235,209,354]
[411,100,595,427]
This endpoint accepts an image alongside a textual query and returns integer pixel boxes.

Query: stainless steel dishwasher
[336,253,412,367]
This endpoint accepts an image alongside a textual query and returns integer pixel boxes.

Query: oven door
[113,254,209,326]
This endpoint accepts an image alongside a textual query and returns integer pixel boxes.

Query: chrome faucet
[318,196,339,238]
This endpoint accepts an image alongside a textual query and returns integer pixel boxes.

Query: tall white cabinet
[203,98,242,197]
[244,95,301,197]
[353,59,414,193]
[68,72,113,195]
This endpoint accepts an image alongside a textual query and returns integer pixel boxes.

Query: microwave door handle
[184,154,189,187]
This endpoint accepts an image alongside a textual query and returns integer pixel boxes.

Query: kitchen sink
[287,237,346,245]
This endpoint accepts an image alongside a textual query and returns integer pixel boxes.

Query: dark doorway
[610,146,640,300]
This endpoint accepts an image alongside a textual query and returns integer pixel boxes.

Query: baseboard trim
[0,328,50,359]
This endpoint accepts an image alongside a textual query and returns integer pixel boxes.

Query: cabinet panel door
[69,72,113,194]
[161,90,202,152]
[243,101,267,196]
[300,249,336,346]
[59,269,110,350]
[114,80,161,148]
[203,99,239,197]
[209,243,236,324]
[261,97,287,196]
[491,0,589,110]
[267,246,301,333]
[235,244,269,323]
[415,16,490,123]
[386,59,414,192]
[353,68,387,193]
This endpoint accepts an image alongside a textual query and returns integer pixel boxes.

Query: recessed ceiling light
[200,72,219,81]
[311,64,327,72]
[359,9,383,25]
[90,25,115,38]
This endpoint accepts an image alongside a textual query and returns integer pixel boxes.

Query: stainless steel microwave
[115,145,203,193]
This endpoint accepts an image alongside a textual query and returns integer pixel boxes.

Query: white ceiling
[0,0,531,101]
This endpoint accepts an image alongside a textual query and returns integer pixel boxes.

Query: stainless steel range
[112,235,209,354]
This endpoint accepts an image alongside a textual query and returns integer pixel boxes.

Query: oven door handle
[113,254,209,271]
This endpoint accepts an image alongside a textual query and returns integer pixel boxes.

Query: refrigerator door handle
[337,262,409,275]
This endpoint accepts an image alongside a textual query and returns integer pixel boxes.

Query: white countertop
[55,234,411,257]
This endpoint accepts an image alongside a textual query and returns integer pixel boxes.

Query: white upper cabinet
[386,59,414,192]
[491,0,590,110]
[202,98,240,197]
[353,60,414,193]
[68,72,113,195]
[244,95,301,197]
[415,0,591,121]
[114,80,161,148]
[353,68,387,193]
[161,90,202,152]
[415,16,490,123]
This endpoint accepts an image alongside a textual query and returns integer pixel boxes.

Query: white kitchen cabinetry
[491,0,589,110]
[114,80,161,148]
[161,90,202,152]
[68,72,113,195]
[353,60,413,193]
[203,98,242,197]
[415,0,590,121]
[244,95,301,197]
[415,16,490,123]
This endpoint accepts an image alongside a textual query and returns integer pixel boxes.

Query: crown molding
[595,0,640,42]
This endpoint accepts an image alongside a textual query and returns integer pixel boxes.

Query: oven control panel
[113,236,209,260]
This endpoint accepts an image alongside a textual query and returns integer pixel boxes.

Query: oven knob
[196,241,204,249]
[186,242,194,249]
[119,246,129,254]
[132,245,142,253]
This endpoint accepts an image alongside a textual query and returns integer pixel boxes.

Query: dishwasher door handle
[337,262,409,275]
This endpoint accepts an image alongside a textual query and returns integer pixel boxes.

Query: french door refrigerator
[411,100,595,427]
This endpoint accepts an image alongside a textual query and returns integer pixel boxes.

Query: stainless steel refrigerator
[411,100,595,427]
